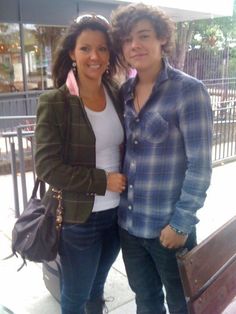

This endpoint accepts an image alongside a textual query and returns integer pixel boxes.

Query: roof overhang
[85,0,234,21]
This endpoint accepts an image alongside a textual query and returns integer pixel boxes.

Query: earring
[105,64,110,75]
[72,61,77,73]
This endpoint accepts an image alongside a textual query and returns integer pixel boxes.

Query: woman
[35,14,126,314]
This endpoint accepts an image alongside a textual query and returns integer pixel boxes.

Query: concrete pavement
[0,161,236,314]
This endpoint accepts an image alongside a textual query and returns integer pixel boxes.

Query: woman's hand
[106,172,126,193]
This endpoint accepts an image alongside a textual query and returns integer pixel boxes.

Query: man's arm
[168,81,213,239]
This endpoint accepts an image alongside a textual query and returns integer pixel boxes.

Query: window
[0,23,66,93]
[24,24,66,91]
[0,23,22,93]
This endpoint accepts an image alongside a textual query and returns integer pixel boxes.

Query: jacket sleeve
[35,91,107,195]
[169,81,213,234]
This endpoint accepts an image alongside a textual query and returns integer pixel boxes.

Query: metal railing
[0,116,36,158]
[0,102,236,217]
[1,123,36,217]
[0,90,41,130]
[204,78,236,109]
[212,104,236,165]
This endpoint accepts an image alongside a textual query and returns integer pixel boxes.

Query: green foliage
[172,0,236,77]
[189,0,236,50]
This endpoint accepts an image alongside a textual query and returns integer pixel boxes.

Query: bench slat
[177,216,236,314]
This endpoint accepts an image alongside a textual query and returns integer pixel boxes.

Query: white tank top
[84,88,124,212]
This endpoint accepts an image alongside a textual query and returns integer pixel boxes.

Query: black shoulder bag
[11,91,70,270]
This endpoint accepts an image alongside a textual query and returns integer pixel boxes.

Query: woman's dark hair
[52,15,119,88]
[110,3,175,69]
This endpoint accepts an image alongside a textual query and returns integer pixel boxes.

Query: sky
[118,0,235,17]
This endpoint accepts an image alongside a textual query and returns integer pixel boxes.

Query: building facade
[0,0,234,96]
[0,0,118,94]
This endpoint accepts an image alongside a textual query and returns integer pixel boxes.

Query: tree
[170,0,236,71]
[170,21,195,69]
[26,26,66,89]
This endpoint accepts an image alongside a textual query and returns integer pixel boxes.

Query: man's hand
[160,225,188,249]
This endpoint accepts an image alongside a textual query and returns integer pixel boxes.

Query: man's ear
[160,38,167,46]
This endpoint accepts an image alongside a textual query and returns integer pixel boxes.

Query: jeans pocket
[61,223,98,251]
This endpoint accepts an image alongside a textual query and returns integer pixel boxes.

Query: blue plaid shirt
[119,60,213,238]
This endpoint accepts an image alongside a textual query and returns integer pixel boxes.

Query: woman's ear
[69,51,75,61]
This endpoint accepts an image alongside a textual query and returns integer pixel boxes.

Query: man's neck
[137,61,163,86]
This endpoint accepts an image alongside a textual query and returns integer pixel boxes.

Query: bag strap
[31,178,45,199]
[31,177,40,198]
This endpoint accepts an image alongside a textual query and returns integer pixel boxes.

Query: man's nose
[130,39,139,49]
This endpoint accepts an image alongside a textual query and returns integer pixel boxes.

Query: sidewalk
[0,161,235,314]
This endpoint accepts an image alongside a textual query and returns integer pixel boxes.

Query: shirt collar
[66,69,80,96]
[123,58,172,104]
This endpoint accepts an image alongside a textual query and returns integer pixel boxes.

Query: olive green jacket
[35,80,124,223]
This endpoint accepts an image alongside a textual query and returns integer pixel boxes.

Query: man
[111,3,213,314]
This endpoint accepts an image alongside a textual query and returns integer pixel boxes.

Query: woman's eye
[80,46,90,52]
[99,46,108,52]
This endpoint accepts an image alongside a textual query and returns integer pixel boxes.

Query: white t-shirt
[84,88,124,212]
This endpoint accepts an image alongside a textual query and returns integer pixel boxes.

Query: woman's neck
[78,77,103,99]
[77,77,106,112]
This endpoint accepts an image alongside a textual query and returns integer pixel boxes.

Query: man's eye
[140,34,149,39]
[123,37,132,44]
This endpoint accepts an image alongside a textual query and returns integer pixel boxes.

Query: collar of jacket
[58,78,124,128]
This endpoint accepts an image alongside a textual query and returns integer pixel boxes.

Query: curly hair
[110,3,175,69]
[52,15,120,88]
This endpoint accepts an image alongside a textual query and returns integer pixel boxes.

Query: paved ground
[0,161,235,314]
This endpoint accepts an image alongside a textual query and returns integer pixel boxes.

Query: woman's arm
[35,92,106,195]
[35,91,126,194]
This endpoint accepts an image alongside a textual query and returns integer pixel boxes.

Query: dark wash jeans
[119,227,197,314]
[59,208,120,314]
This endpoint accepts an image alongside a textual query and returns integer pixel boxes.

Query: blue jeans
[59,208,120,314]
[119,227,197,314]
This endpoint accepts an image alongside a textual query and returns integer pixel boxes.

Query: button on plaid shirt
[119,60,213,238]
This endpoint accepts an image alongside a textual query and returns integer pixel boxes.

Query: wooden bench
[177,216,236,314]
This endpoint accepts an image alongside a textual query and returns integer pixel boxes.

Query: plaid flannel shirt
[119,59,213,238]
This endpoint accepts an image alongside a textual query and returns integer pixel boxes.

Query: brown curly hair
[110,3,175,69]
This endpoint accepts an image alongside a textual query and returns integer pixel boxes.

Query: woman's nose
[90,50,99,59]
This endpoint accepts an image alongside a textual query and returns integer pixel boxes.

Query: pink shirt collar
[66,70,80,96]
